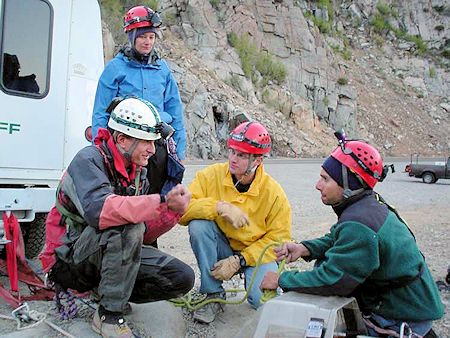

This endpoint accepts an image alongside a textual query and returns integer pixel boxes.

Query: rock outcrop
[101,0,450,158]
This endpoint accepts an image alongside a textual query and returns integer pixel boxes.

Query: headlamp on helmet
[123,6,162,33]
[331,129,395,188]
[155,121,175,140]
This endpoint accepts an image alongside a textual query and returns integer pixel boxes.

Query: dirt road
[0,159,448,337]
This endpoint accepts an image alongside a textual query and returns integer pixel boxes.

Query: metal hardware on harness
[1,303,76,337]
[11,302,46,330]
[399,322,412,338]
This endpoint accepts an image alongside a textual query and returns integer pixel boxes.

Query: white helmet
[107,97,161,140]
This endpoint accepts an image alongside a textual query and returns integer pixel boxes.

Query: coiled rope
[170,241,285,310]
[0,302,76,337]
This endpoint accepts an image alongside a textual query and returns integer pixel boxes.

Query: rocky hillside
[100,0,450,159]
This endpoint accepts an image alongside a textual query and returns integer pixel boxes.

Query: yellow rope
[170,241,285,310]
[259,259,285,304]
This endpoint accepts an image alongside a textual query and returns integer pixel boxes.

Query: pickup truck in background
[405,156,450,184]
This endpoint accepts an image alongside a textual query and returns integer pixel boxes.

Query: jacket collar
[332,189,374,217]
[119,47,160,67]
[94,128,137,182]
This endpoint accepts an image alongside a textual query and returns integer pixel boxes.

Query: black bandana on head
[322,156,364,190]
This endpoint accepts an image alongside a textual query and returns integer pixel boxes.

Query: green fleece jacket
[279,191,444,321]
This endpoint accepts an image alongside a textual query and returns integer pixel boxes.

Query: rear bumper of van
[1,187,56,218]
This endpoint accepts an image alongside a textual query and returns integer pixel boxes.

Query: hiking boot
[92,306,134,338]
[193,291,226,324]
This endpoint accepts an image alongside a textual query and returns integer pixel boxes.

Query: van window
[0,0,52,98]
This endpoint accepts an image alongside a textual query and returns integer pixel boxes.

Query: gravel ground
[0,159,449,337]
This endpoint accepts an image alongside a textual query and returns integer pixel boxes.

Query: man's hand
[274,242,310,263]
[216,201,249,229]
[166,184,191,214]
[211,255,240,280]
[260,271,279,290]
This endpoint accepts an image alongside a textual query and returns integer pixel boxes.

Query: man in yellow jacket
[179,121,292,323]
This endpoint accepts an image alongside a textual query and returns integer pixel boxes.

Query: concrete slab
[126,301,186,338]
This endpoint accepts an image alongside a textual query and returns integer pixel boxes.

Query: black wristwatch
[237,253,246,267]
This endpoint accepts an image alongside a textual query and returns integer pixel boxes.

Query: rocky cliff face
[102,0,450,159]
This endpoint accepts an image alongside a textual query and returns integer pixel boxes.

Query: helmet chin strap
[341,165,365,199]
[244,154,258,176]
[234,154,258,188]
[115,133,140,164]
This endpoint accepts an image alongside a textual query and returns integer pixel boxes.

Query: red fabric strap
[38,206,67,273]
[3,211,20,292]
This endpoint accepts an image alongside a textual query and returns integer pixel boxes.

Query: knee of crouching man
[188,219,216,238]
[125,222,146,242]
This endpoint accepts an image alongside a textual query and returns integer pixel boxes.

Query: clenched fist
[166,184,191,214]
[216,201,249,229]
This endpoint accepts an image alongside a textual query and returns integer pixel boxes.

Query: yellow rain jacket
[180,162,292,266]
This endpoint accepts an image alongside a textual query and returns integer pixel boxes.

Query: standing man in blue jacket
[92,5,185,197]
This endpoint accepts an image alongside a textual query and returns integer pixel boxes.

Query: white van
[0,0,104,257]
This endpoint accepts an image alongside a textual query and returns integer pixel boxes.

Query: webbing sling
[54,186,86,234]
[55,144,143,229]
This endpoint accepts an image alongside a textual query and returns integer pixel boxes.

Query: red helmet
[227,121,271,155]
[330,140,383,189]
[123,6,161,33]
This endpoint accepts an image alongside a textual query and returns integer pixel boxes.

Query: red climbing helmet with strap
[123,5,161,33]
[227,121,271,155]
[330,129,389,189]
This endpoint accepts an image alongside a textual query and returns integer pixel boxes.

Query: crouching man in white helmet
[47,97,194,338]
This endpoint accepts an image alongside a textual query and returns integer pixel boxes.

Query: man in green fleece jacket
[260,134,444,337]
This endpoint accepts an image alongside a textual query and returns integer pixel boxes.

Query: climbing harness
[363,317,422,338]
[399,322,413,338]
[10,302,46,330]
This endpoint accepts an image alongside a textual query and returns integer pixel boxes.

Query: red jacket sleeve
[143,203,181,244]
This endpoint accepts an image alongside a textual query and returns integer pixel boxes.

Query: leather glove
[211,255,241,280]
[216,201,249,229]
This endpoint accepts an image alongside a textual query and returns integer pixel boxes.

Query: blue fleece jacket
[92,51,186,159]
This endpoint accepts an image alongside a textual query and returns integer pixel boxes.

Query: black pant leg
[129,246,194,303]
[49,257,100,292]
